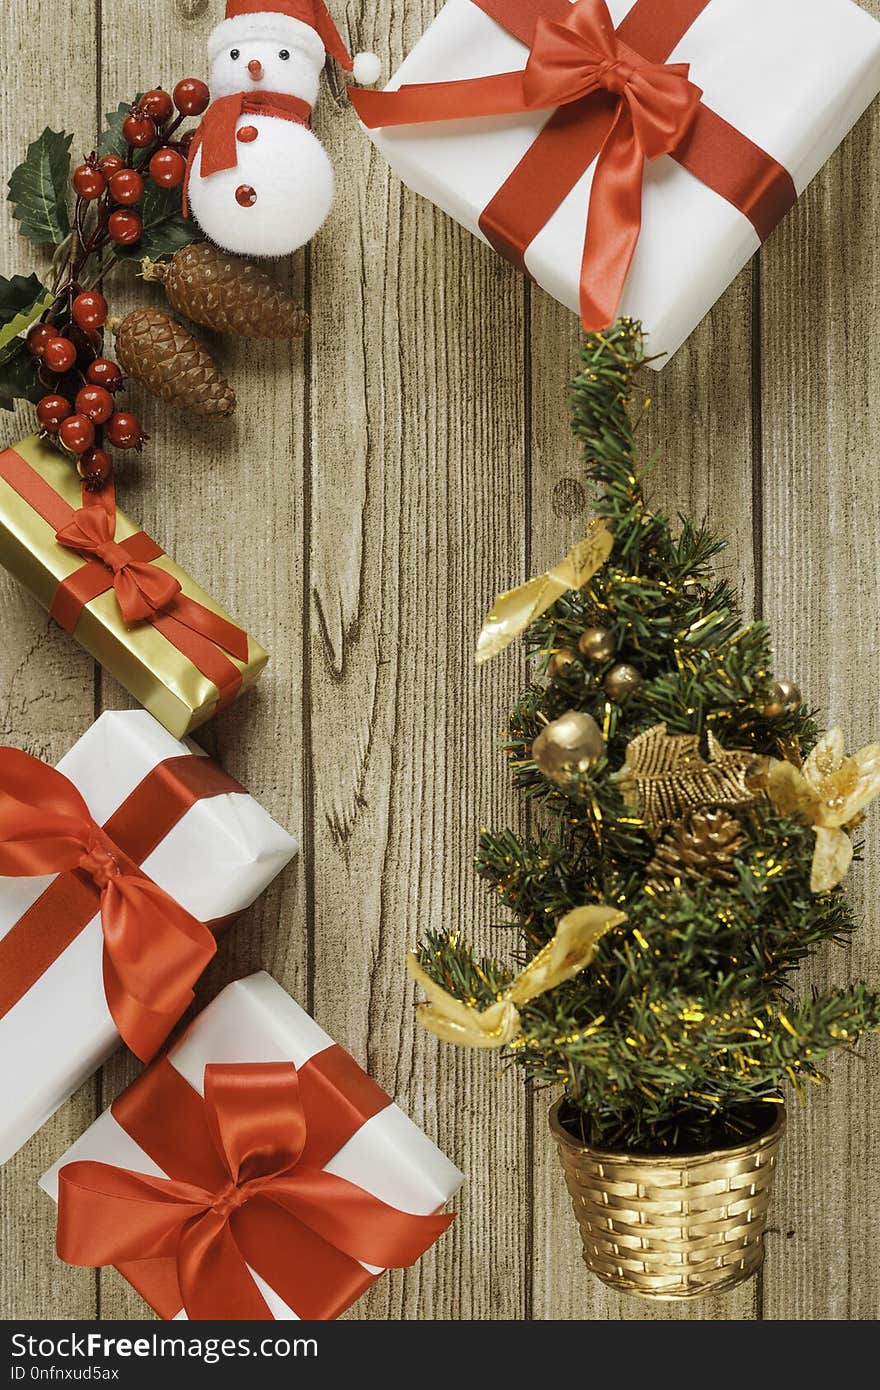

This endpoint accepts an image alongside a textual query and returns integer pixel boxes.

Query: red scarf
[184,91,313,212]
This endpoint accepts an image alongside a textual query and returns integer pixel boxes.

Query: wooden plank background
[1,0,878,1322]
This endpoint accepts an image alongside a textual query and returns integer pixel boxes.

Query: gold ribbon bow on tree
[475,519,614,664]
[407,904,625,1049]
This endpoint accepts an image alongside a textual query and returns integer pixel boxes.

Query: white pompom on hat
[352,50,382,85]
[208,0,381,82]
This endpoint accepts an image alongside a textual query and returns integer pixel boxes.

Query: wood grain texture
[758,0,880,1318]
[0,0,101,1324]
[0,0,878,1324]
[306,0,530,1319]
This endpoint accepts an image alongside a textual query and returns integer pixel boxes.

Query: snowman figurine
[185,0,380,257]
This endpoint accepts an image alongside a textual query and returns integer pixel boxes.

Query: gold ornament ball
[762,678,803,718]
[532,710,605,786]
[548,648,579,679]
[603,663,643,701]
[578,626,617,663]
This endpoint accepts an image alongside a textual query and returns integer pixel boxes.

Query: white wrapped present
[0,711,297,1163]
[41,973,463,1320]
[354,0,880,364]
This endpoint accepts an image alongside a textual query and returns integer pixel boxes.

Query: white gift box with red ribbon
[0,711,297,1164]
[41,972,464,1320]
[360,0,880,363]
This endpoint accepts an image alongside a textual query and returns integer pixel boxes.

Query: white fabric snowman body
[186,1,380,258]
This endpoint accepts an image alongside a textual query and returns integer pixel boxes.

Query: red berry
[27,323,57,358]
[142,89,174,123]
[108,210,143,246]
[87,358,124,392]
[43,338,78,373]
[108,168,145,205]
[71,291,108,331]
[77,447,113,490]
[235,184,257,207]
[177,131,195,157]
[97,153,125,177]
[75,384,114,424]
[106,411,145,450]
[59,414,96,455]
[148,147,186,188]
[72,164,106,200]
[122,113,156,148]
[36,394,73,432]
[173,78,210,117]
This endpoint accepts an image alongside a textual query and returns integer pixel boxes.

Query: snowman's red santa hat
[208,1,381,84]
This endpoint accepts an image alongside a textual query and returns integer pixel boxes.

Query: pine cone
[143,243,309,339]
[648,809,746,888]
[113,308,236,419]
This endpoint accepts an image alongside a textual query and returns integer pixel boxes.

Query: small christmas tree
[410,321,880,1155]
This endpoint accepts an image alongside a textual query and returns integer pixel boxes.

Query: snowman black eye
[230,48,240,60]
[279,49,290,60]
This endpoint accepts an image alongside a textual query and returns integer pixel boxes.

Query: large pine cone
[648,809,746,888]
[113,308,236,419]
[143,243,309,339]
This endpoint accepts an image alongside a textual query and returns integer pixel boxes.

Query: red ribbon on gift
[0,747,245,1061]
[183,90,313,214]
[0,445,249,712]
[57,1056,455,1320]
[351,0,798,330]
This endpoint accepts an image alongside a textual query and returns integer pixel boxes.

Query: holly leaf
[113,181,198,263]
[98,101,143,158]
[0,338,43,412]
[7,128,73,246]
[0,273,55,355]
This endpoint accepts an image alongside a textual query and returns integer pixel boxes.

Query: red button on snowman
[185,0,380,257]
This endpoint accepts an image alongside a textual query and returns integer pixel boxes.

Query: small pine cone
[648,809,746,888]
[113,308,235,419]
[142,243,309,339]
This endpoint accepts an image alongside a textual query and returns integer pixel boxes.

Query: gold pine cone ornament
[113,308,236,419]
[649,809,747,887]
[143,243,309,339]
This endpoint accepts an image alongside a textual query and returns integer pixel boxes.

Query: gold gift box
[0,435,267,738]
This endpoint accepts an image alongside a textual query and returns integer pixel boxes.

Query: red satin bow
[524,2,701,139]
[0,748,216,1062]
[51,489,248,678]
[523,0,702,329]
[56,504,182,625]
[57,1061,455,1321]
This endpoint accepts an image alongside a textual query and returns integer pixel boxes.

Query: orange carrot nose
[248,60,264,81]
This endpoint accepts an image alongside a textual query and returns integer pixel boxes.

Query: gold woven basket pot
[549,1101,786,1300]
